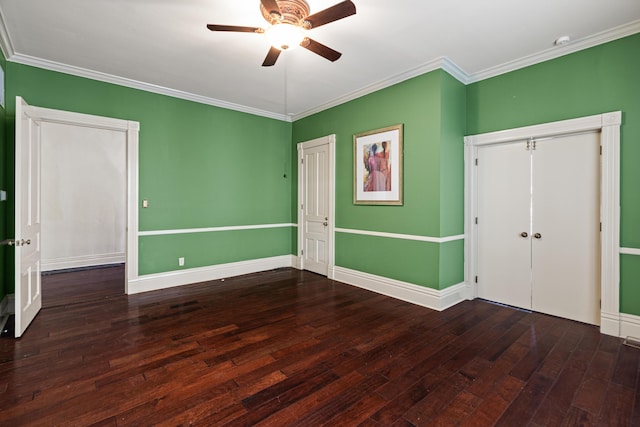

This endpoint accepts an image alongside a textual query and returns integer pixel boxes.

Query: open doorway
[39,121,127,307]
[12,97,139,336]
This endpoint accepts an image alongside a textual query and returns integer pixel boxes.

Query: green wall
[292,70,466,289]
[4,62,293,292]
[467,34,640,316]
[292,33,640,311]
[2,31,639,317]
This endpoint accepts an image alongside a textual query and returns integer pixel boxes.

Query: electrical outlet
[178,257,185,266]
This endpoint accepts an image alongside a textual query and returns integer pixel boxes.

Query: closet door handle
[520,232,528,238]
[534,233,542,239]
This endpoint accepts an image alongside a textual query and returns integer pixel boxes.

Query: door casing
[14,97,140,296]
[464,111,621,336]
[297,135,336,277]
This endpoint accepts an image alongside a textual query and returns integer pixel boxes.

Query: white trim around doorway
[297,135,336,278]
[25,105,140,294]
[464,111,622,336]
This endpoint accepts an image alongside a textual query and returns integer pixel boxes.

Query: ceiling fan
[207,0,356,66]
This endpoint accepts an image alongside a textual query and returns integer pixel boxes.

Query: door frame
[464,111,621,336]
[297,134,336,278]
[16,97,140,294]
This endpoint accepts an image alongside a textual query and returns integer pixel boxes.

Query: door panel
[302,143,329,275]
[15,97,42,337]
[532,133,601,324]
[477,142,532,309]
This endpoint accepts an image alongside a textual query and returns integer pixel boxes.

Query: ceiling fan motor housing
[208,0,356,65]
[261,0,311,28]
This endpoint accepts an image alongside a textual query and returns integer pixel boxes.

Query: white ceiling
[0,0,639,121]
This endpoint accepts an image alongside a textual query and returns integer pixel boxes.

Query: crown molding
[0,8,15,60]
[0,6,637,122]
[441,57,471,85]
[292,56,469,121]
[468,19,640,83]
[293,20,640,119]
[7,52,290,122]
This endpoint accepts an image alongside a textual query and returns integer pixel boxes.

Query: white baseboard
[0,293,15,316]
[127,255,297,294]
[620,313,640,341]
[332,266,466,312]
[42,252,125,272]
[601,311,621,336]
[127,258,465,312]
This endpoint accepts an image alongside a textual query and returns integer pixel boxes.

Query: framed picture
[353,124,403,205]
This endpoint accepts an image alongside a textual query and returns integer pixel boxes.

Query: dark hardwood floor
[1,268,638,426]
[41,264,124,308]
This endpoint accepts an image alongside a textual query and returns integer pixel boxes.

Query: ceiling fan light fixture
[265,23,305,50]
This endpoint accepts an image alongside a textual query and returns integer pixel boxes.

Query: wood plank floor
[41,264,124,308]
[1,268,638,426]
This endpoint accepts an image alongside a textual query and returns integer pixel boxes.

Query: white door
[14,96,42,337]
[298,136,334,276]
[477,141,532,308]
[476,132,601,325]
[532,133,601,324]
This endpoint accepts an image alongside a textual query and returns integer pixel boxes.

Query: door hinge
[475,217,478,225]
[475,276,478,283]
[475,158,478,166]
[301,250,304,255]
[301,204,304,210]
[600,222,602,232]
[600,146,602,155]
[301,158,304,164]
[4,238,31,247]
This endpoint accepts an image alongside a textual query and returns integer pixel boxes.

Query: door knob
[534,233,542,239]
[520,232,528,238]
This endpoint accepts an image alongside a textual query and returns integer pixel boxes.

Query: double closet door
[477,132,601,325]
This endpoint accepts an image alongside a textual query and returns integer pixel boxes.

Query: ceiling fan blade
[207,24,264,33]
[304,0,356,29]
[262,46,282,66]
[260,0,282,16]
[301,38,342,62]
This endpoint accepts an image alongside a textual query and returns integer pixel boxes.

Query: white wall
[40,122,126,271]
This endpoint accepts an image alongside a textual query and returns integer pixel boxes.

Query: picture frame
[353,124,403,205]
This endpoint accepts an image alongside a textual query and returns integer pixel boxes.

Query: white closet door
[477,142,532,309]
[531,132,601,324]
